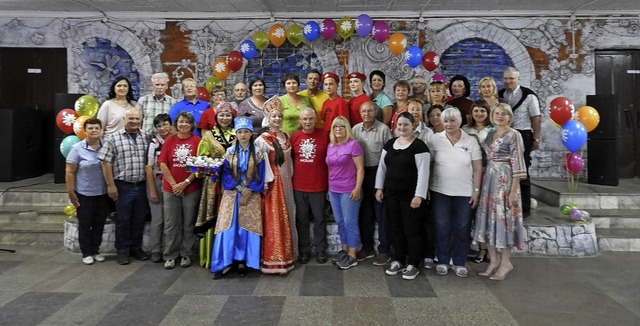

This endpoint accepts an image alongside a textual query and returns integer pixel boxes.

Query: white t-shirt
[427,130,482,197]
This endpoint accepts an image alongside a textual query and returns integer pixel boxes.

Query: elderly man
[298,70,329,128]
[499,67,542,218]
[138,72,176,134]
[168,78,209,136]
[231,82,248,108]
[291,108,330,264]
[352,101,392,265]
[98,108,151,265]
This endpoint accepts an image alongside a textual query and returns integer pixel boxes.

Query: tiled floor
[0,245,638,325]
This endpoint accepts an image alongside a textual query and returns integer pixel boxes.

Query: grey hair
[151,72,169,82]
[440,107,462,126]
[301,107,316,117]
[503,67,520,77]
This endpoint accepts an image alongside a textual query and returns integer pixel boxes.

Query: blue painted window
[82,37,140,101]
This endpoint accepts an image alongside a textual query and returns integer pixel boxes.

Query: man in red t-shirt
[291,108,329,264]
[320,72,349,133]
[347,72,371,127]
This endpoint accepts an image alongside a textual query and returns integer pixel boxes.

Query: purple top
[326,139,363,193]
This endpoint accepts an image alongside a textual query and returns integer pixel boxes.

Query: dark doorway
[0,48,68,175]
[594,50,640,179]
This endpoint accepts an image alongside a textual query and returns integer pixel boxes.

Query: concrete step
[0,222,63,245]
[532,179,640,209]
[0,206,67,224]
[589,209,640,229]
[0,191,69,207]
[597,228,640,252]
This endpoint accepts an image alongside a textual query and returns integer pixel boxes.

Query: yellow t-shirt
[298,89,329,128]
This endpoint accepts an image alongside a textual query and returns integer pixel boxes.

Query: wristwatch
[184,178,191,184]
[533,138,540,143]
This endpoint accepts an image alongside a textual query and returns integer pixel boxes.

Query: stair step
[596,228,640,252]
[0,206,67,224]
[0,223,63,245]
[532,179,640,209]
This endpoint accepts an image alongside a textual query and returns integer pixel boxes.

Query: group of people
[65,66,540,282]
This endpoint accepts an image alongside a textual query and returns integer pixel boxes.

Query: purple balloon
[355,14,373,38]
[565,152,584,174]
[432,73,447,83]
[372,21,389,43]
[569,209,583,221]
[321,19,337,40]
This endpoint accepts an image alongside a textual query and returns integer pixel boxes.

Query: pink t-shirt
[326,139,363,193]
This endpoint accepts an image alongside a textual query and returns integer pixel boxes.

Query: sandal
[473,249,489,264]
[452,265,468,278]
[435,264,449,276]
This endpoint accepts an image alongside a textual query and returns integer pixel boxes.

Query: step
[0,222,64,245]
[532,179,640,209]
[588,209,640,229]
[0,206,67,224]
[0,191,69,207]
[597,228,640,251]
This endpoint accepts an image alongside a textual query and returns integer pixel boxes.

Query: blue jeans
[114,181,149,254]
[329,191,361,249]
[431,191,472,266]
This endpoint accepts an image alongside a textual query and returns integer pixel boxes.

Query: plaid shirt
[137,94,176,134]
[98,129,151,183]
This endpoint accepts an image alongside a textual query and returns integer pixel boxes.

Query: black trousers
[516,129,533,214]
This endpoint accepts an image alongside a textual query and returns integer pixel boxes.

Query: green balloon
[74,95,99,117]
[337,16,354,40]
[253,30,269,51]
[286,24,303,46]
[560,204,572,215]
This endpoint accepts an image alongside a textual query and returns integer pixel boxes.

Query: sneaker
[131,248,149,261]
[373,253,391,266]
[385,261,404,276]
[436,264,449,276]
[424,258,435,269]
[180,256,192,268]
[316,251,328,264]
[93,254,105,262]
[402,265,420,280]
[151,252,163,263]
[355,250,375,261]
[164,258,175,269]
[297,253,310,264]
[82,256,94,265]
[332,250,347,265]
[116,253,130,265]
[337,255,358,270]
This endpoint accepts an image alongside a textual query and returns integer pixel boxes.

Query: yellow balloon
[253,30,269,51]
[337,17,355,40]
[205,76,222,93]
[74,95,99,117]
[63,204,76,216]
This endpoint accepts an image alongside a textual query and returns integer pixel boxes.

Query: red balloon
[565,152,584,174]
[422,51,439,72]
[226,50,244,72]
[56,108,78,134]
[549,97,574,126]
[197,86,210,102]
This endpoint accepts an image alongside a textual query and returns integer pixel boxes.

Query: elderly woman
[428,107,483,278]
[389,80,411,132]
[280,73,311,135]
[448,75,473,125]
[478,77,501,109]
[327,116,365,270]
[473,103,527,281]
[369,70,394,125]
[158,111,203,270]
[409,75,429,103]
[423,82,455,117]
[237,77,268,136]
[97,76,137,135]
[65,118,110,265]
[376,112,430,280]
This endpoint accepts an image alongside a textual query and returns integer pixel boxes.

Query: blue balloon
[304,21,320,42]
[561,120,587,152]
[60,135,81,158]
[405,46,423,68]
[239,40,257,60]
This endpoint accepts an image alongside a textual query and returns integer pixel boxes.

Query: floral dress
[473,128,528,249]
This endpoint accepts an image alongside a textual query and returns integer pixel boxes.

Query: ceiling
[2,0,640,20]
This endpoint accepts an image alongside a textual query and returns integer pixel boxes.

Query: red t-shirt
[321,96,350,132]
[197,108,216,130]
[158,134,202,194]
[348,93,371,126]
[290,128,329,192]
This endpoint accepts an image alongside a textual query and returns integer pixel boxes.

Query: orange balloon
[388,32,406,57]
[212,58,230,80]
[576,106,600,132]
[269,24,286,48]
[73,115,90,139]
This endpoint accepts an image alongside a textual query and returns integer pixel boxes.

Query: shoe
[489,264,513,281]
[82,256,94,265]
[131,248,149,261]
[213,271,224,280]
[93,254,105,262]
[116,253,130,265]
[373,253,391,266]
[436,264,449,276]
[423,258,435,269]
[473,250,489,264]
[164,258,175,270]
[297,253,310,264]
[452,265,468,278]
[238,264,247,277]
[180,256,192,268]
[385,261,404,276]
[151,252,163,263]
[402,265,419,280]
[478,264,499,277]
[337,255,358,270]
[355,250,375,261]
[332,250,347,265]
[316,252,328,264]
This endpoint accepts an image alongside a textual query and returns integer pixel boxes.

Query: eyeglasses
[213,92,226,97]
[333,125,346,130]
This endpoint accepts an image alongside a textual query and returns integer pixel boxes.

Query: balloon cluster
[559,204,591,224]
[55,95,99,158]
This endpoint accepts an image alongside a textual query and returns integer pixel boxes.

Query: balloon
[432,74,447,83]
[576,106,600,132]
[337,17,355,40]
[212,58,230,80]
[73,115,90,139]
[405,45,423,68]
[549,97,575,126]
[561,120,587,152]
[569,209,583,221]
[388,33,406,57]
[197,86,210,102]
[560,204,572,215]
[303,21,320,42]
[253,31,269,51]
[63,204,76,216]
[565,152,584,174]
[286,24,303,46]
[205,76,222,93]
[581,210,591,221]
[60,135,81,158]
[74,95,99,117]
[269,23,286,48]
[321,19,337,40]
[355,14,373,38]
[239,40,258,60]
[226,50,243,72]
[371,21,390,43]
[56,108,78,134]
[422,51,440,71]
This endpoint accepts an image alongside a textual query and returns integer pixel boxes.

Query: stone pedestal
[63,218,151,254]
[515,219,598,256]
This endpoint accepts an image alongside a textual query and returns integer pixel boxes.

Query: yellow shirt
[298,89,329,128]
